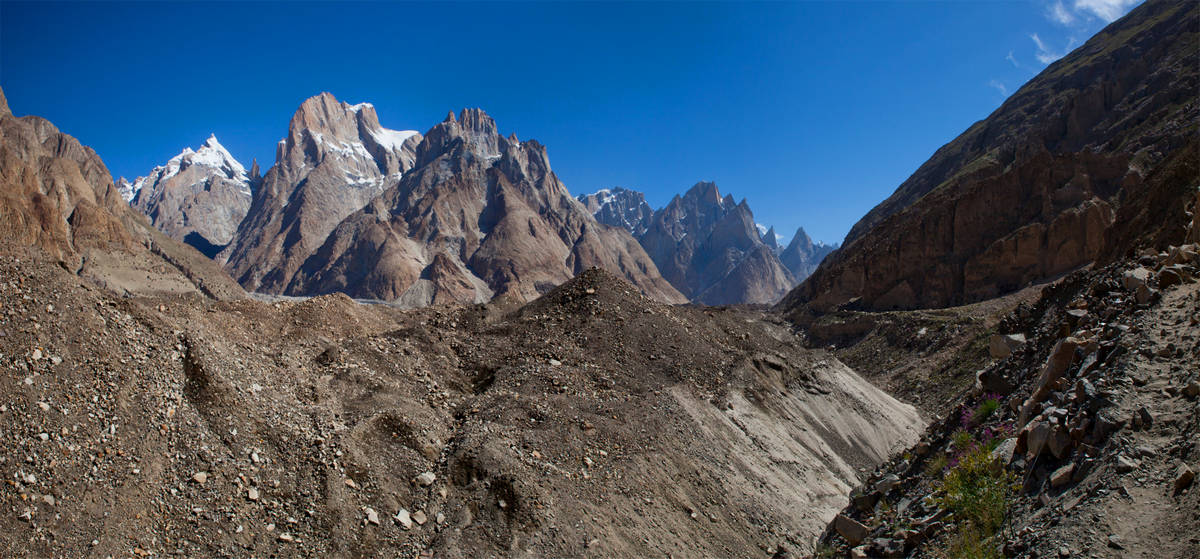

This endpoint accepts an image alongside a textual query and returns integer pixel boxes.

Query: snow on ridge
[189,134,247,178]
[369,127,420,153]
[117,178,137,202]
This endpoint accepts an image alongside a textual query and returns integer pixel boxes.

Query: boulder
[852,490,881,513]
[1183,381,1200,400]
[1158,268,1183,288]
[1122,267,1151,290]
[1033,338,1081,402]
[1115,454,1139,474]
[1050,464,1075,487]
[834,514,870,545]
[991,438,1017,465]
[989,333,1027,359]
[1026,421,1052,460]
[1047,426,1073,459]
[1135,284,1156,305]
[1092,410,1125,440]
[1175,465,1195,494]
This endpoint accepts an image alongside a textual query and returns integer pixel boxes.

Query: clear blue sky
[0,0,1138,245]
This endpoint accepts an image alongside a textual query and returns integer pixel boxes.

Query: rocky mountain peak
[191,134,247,179]
[779,225,836,282]
[685,181,722,207]
[276,93,420,177]
[288,92,358,139]
[124,135,254,254]
[0,87,9,116]
[248,158,261,181]
[761,225,780,250]
[219,92,422,293]
[789,226,813,251]
[577,187,655,237]
[416,107,501,167]
[635,182,797,304]
[284,108,684,306]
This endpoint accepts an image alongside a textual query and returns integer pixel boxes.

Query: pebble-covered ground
[0,245,923,559]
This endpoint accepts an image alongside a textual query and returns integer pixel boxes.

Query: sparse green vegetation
[813,542,839,559]
[925,453,949,475]
[971,397,1001,426]
[946,524,1004,559]
[934,437,1018,559]
[951,429,974,452]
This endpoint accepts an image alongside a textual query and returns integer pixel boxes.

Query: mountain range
[123,95,833,306]
[1,1,1197,557]
[576,183,837,305]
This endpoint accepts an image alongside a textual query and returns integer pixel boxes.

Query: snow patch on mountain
[370,127,420,152]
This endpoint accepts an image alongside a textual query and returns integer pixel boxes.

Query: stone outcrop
[782,0,1199,313]
[219,92,422,293]
[637,182,796,305]
[286,109,685,305]
[123,134,255,257]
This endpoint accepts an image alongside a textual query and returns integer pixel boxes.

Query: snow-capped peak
[183,134,247,177]
[592,188,616,206]
[124,134,252,201]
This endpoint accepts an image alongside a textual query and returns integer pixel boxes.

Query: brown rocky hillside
[0,86,243,301]
[783,0,1199,313]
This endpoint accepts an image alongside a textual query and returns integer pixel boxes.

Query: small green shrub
[951,429,974,452]
[925,453,949,475]
[971,398,1001,425]
[936,442,1017,537]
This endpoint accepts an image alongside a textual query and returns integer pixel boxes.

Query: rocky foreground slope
[784,0,1199,313]
[0,247,924,557]
[807,224,1200,558]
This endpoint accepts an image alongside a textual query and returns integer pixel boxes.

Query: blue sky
[0,1,1140,245]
